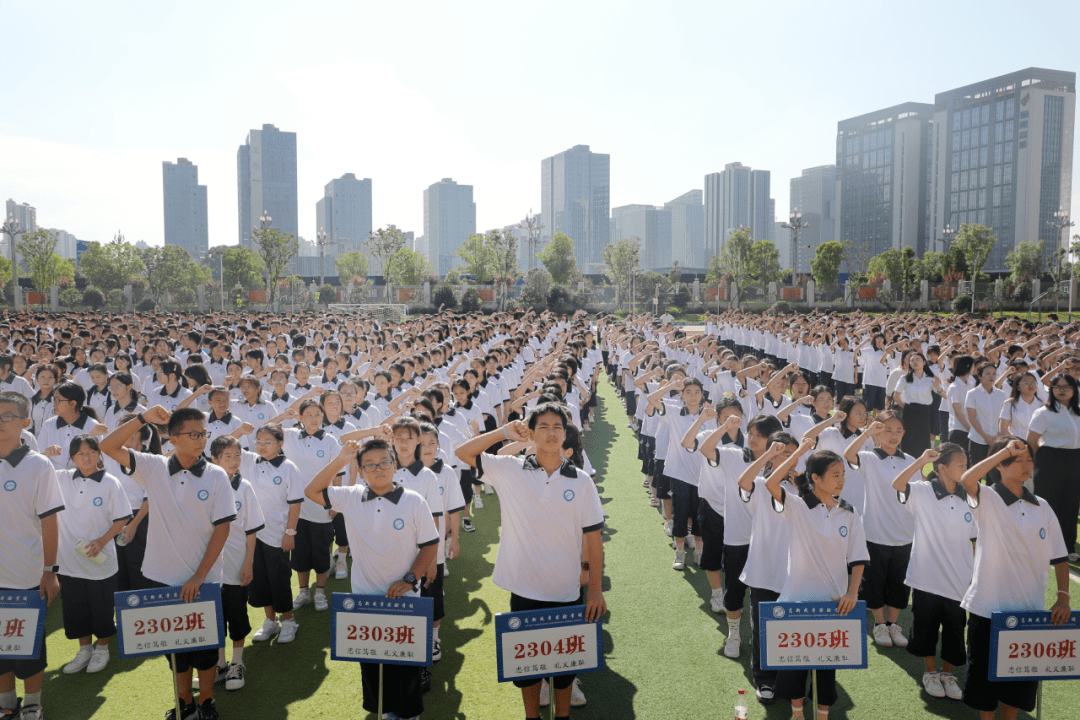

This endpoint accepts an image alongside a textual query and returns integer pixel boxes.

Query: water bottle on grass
[734,687,748,719]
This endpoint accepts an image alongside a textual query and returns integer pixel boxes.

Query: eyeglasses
[173,431,209,440]
[361,460,396,472]
[1018,381,1038,387]
[255,440,279,447]
[1052,385,1072,391]
[0,413,27,424]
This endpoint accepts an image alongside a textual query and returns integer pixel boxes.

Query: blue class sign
[989,610,1080,682]
[330,593,433,667]
[114,583,224,659]
[494,605,604,683]
[760,601,868,671]
[0,592,47,660]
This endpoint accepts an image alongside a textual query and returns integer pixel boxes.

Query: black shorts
[861,542,911,610]
[145,581,218,674]
[221,583,251,642]
[291,518,334,575]
[0,586,46,679]
[58,574,117,641]
[249,539,295,614]
[509,594,579,689]
[421,564,445,623]
[723,544,750,612]
[670,479,700,538]
[774,668,838,706]
[696,500,725,572]
[963,613,1038,713]
[907,588,966,666]
[360,661,423,718]
[655,473,673,501]
[864,384,886,412]
[332,512,349,548]
[116,518,149,592]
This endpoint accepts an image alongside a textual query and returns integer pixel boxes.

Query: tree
[460,287,482,313]
[365,226,408,301]
[433,283,457,310]
[748,240,783,289]
[639,271,671,311]
[17,230,75,303]
[602,237,641,309]
[249,228,298,305]
[667,260,681,288]
[840,239,873,284]
[519,268,553,311]
[868,248,906,290]
[538,232,577,285]
[0,256,12,290]
[59,287,82,308]
[720,229,754,307]
[335,251,369,282]
[953,223,997,282]
[385,248,433,287]
[489,229,520,311]
[456,233,495,282]
[82,288,104,310]
[913,251,947,283]
[140,246,210,305]
[207,245,264,289]
[1004,240,1044,286]
[78,240,145,291]
[811,241,845,286]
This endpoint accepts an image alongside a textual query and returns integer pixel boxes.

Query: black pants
[1033,445,1080,553]
[834,380,855,401]
[116,518,149,592]
[696,500,725,572]
[774,668,837,706]
[723,544,750,612]
[749,587,781,690]
[907,589,966,666]
[862,542,911,610]
[963,613,1038,713]
[968,440,990,473]
[421,564,445,622]
[360,662,423,718]
[900,403,933,458]
[59,574,117,640]
[947,429,969,452]
[670,479,700,539]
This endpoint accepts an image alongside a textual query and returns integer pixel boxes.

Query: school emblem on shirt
[563,489,575,502]
[273,476,283,485]
[964,512,972,523]
[393,518,405,530]
[258,413,265,420]
[93,497,103,507]
[1039,528,1046,540]
[317,449,326,458]
[839,526,849,537]
[3,480,15,491]
[235,501,242,511]
[197,489,210,501]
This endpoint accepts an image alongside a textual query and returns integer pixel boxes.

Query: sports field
[39,379,1080,719]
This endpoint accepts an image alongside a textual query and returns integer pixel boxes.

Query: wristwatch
[581,561,590,571]
[284,529,297,536]
[403,572,418,588]
[44,565,59,574]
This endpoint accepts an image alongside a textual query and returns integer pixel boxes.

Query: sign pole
[549,676,556,720]
[812,669,818,718]
[1036,681,1042,720]
[378,664,384,720]
[170,655,183,720]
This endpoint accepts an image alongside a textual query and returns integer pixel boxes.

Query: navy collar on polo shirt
[273,392,291,402]
[1,444,31,468]
[721,430,745,448]
[430,458,445,474]
[802,492,851,511]
[931,479,968,501]
[742,446,755,463]
[839,425,861,440]
[74,469,107,483]
[56,413,92,430]
[457,399,473,411]
[168,455,207,477]
[257,454,286,467]
[31,389,54,404]
[0,373,18,386]
[992,480,1040,507]
[327,418,348,430]
[361,485,404,504]
[401,459,425,476]
[160,384,182,398]
[521,454,578,478]
[294,383,312,391]
[209,411,234,425]
[230,472,242,491]
[357,400,371,412]
[300,428,326,440]
[811,412,827,424]
[111,397,139,413]
[443,407,456,418]
[872,447,905,460]
[209,357,225,365]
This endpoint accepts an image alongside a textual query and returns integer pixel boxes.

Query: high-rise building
[237,124,298,247]
[3,200,36,266]
[928,68,1075,271]
[49,229,79,260]
[836,102,933,259]
[315,173,372,262]
[665,190,705,269]
[540,145,610,272]
[162,158,209,260]
[788,165,838,274]
[704,163,773,258]
[611,204,672,271]
[423,179,476,276]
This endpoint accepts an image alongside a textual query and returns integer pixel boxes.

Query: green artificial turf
[32,379,1080,718]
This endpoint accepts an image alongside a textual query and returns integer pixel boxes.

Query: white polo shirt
[719,445,756,546]
[428,459,467,565]
[961,482,1068,618]
[221,474,265,586]
[965,385,1008,445]
[283,427,340,523]
[946,377,975,433]
[693,429,725,513]
[393,461,443,522]
[155,384,193,414]
[123,451,236,586]
[1027,406,1080,449]
[0,372,34,400]
[56,468,131,581]
[38,413,106,471]
[855,448,915,546]
[662,406,707,485]
[739,477,793,593]
[205,411,243,447]
[239,451,305,547]
[101,397,146,432]
[103,453,146,512]
[896,373,936,405]
[0,445,65,590]
[898,479,977,602]
[234,400,274,447]
[324,484,439,596]
[477,453,605,603]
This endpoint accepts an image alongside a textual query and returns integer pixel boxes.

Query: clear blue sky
[3,0,1078,249]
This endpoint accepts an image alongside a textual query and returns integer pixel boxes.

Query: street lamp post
[1047,210,1075,318]
[939,224,955,254]
[516,210,545,272]
[781,209,809,285]
[316,230,334,288]
[1,213,25,312]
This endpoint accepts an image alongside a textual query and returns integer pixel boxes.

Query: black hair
[527,402,570,431]
[158,360,182,380]
[184,364,212,389]
[210,434,240,459]
[904,352,934,385]
[257,423,284,443]
[67,433,100,459]
[168,407,206,434]
[926,442,966,482]
[357,438,396,467]
[763,430,798,477]
[0,391,30,418]
[121,412,160,453]
[985,435,1032,485]
[1046,374,1080,416]
[746,414,783,441]
[54,380,99,421]
[795,449,843,497]
[948,354,974,383]
[562,424,585,469]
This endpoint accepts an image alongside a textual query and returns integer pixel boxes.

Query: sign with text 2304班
[990,611,1080,681]
[494,606,603,683]
[0,592,46,660]
[114,584,224,659]
[760,601,867,671]
[330,594,433,667]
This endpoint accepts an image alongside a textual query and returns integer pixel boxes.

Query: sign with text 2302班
[495,606,603,683]
[760,601,867,671]
[330,594,433,667]
[990,611,1080,681]
[114,584,224,659]
[0,592,46,660]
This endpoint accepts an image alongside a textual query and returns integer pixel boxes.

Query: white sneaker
[939,672,962,700]
[86,645,110,673]
[293,587,311,610]
[252,617,280,642]
[887,624,909,647]
[432,638,441,662]
[278,618,299,644]
[314,587,329,612]
[484,483,494,495]
[225,662,246,691]
[710,589,724,614]
[685,535,695,550]
[63,645,93,674]
[570,677,586,707]
[473,495,484,510]
[539,678,550,707]
[922,671,945,698]
[694,548,703,566]
[664,521,673,537]
[724,629,741,658]
[648,497,660,507]
[673,550,686,570]
[1069,552,1080,563]
[442,564,450,577]
[335,558,348,580]
[873,623,893,647]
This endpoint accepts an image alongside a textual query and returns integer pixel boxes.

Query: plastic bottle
[734,687,748,719]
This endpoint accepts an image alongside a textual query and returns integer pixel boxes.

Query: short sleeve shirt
[0,446,65,589]
[56,469,131,581]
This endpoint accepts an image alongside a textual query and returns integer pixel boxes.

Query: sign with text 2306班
[990,611,1080,681]
[0,592,46,660]
[114,584,224,659]
[494,606,603,684]
[330,594,433,667]
[760,601,867,671]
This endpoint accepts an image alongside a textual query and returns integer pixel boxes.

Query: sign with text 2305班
[330,594,433,667]
[0,592,46,660]
[114,584,224,659]
[989,611,1080,681]
[494,606,603,683]
[760,601,867,671]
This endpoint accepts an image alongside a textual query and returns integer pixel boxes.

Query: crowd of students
[602,309,1074,720]
[0,308,605,720]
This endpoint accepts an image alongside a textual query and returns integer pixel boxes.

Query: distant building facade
[237,124,298,247]
[423,179,476,275]
[315,173,372,262]
[665,190,705,269]
[163,158,209,260]
[611,204,672,272]
[788,165,838,274]
[540,145,610,272]
[704,163,773,257]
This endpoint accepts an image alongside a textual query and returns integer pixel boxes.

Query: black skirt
[900,402,933,457]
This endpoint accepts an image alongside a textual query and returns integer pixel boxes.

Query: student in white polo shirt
[890,443,974,701]
[100,406,236,720]
[0,354,34,399]
[305,438,439,720]
[39,381,106,470]
[965,361,1007,468]
[958,436,1071,719]
[154,361,194,414]
[456,404,606,720]
[0,391,64,720]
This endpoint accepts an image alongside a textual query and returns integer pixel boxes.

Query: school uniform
[662,406,707,540]
[896,373,937,457]
[718,445,755,612]
[855,447,915,610]
[998,395,1041,440]
[693,429,729,574]
[221,474,265,642]
[427,458,466,620]
[38,413,106,470]
[965,385,1008,466]
[234,400,274,448]
[102,454,149,592]
[85,384,110,420]
[283,428,340,575]
[1028,405,1080,553]
[946,376,975,447]
[101,397,146,432]
[0,371,34,400]
[28,388,55,434]
[240,451,305,615]
[155,384,193,414]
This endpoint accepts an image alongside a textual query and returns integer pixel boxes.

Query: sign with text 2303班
[114,584,224,659]
[990,611,1080,681]
[330,594,433,667]
[0,592,46,660]
[760,601,867,671]
[495,606,603,683]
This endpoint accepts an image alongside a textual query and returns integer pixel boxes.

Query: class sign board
[330,593,433,667]
[0,592,47,660]
[114,584,224,659]
[494,605,603,683]
[990,611,1080,681]
[760,601,868,671]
